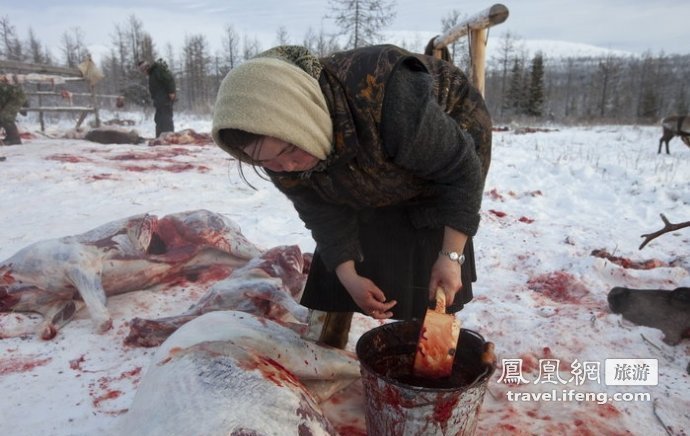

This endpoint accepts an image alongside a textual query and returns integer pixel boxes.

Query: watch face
[449,252,459,261]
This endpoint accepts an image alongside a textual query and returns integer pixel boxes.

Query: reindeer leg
[36,300,82,340]
[66,267,112,333]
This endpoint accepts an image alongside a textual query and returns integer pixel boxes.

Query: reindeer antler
[639,214,690,249]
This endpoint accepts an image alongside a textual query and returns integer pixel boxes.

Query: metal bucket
[356,320,494,436]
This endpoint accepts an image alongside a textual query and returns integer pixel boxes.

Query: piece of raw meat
[125,245,310,347]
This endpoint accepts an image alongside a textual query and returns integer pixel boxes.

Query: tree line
[486,33,690,124]
[1,2,688,124]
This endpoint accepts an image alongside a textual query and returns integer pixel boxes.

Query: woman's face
[244,136,320,173]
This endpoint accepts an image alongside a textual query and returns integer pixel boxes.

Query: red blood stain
[518,216,535,224]
[487,188,505,201]
[89,367,142,413]
[159,265,233,292]
[69,355,86,371]
[1,269,16,284]
[433,395,459,423]
[93,390,122,407]
[527,271,590,304]
[0,288,20,311]
[489,209,507,218]
[120,163,208,173]
[335,425,366,436]
[107,148,194,161]
[590,249,666,270]
[238,355,302,389]
[517,353,538,373]
[46,154,93,163]
[90,173,119,181]
[0,356,52,375]
[596,403,621,418]
[496,423,519,432]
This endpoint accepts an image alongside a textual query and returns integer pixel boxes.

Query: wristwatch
[439,250,465,265]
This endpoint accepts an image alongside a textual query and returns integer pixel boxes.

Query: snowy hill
[382,30,635,61]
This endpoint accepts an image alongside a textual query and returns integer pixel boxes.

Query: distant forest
[1,9,688,125]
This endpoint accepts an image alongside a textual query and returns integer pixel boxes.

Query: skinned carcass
[608,286,690,344]
[116,311,360,436]
[125,245,311,347]
[0,210,260,339]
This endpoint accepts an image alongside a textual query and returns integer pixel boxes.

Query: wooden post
[91,84,101,127]
[432,3,509,97]
[470,28,488,96]
[37,83,45,132]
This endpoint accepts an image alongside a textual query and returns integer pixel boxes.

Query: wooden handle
[435,287,447,314]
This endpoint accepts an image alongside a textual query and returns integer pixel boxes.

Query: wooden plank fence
[0,59,118,131]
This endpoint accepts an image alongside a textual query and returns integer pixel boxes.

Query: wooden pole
[431,3,509,98]
[433,4,509,50]
[470,28,488,96]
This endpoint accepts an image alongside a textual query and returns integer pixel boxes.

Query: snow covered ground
[1,112,689,435]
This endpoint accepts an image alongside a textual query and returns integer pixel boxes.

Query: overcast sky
[2,0,689,61]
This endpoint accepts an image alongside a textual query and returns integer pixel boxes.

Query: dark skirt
[300,206,476,320]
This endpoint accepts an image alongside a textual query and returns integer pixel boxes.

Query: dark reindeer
[658,115,690,154]
[607,214,690,361]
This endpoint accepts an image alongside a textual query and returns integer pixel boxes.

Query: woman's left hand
[428,254,463,305]
[429,227,468,305]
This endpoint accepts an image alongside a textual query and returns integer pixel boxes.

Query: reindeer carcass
[0,210,260,339]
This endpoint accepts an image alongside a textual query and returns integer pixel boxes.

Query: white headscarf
[212,57,333,160]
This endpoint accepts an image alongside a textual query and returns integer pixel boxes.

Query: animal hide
[117,311,360,436]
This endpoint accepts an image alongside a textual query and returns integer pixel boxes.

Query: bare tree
[275,26,290,46]
[221,24,240,72]
[181,34,211,111]
[440,10,470,71]
[61,27,88,67]
[242,35,262,61]
[26,27,51,64]
[595,55,622,117]
[494,31,518,117]
[302,26,341,57]
[0,16,23,61]
[328,0,397,48]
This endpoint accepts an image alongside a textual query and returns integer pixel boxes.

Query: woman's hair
[218,128,267,188]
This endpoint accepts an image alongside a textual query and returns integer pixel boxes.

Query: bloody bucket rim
[356,320,494,393]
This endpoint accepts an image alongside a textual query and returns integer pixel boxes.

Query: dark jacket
[0,82,27,124]
[147,61,176,107]
[268,45,492,271]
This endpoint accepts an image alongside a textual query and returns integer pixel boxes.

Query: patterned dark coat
[268,45,491,272]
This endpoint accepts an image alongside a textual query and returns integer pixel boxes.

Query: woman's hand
[428,226,468,305]
[428,256,463,304]
[336,261,397,319]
